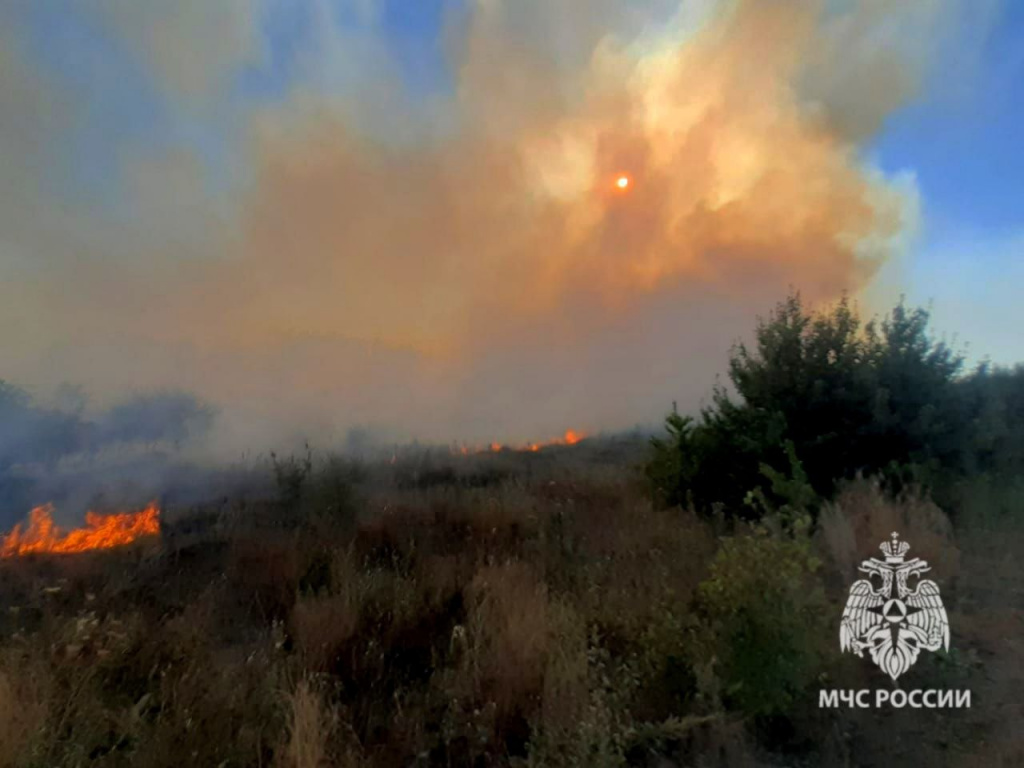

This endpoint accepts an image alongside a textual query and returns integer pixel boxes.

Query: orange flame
[533,429,587,449]
[456,429,588,455]
[563,429,583,445]
[1,502,160,558]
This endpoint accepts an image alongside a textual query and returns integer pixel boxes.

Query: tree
[649,293,972,518]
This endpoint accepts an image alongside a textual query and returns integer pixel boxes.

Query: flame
[536,428,587,449]
[1,502,160,557]
[454,429,588,455]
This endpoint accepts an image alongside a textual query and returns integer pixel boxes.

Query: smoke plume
[0,0,974,453]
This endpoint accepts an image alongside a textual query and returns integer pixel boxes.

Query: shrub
[649,293,974,518]
[646,410,699,510]
[694,519,828,718]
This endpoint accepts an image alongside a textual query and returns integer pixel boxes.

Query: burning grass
[0,445,1020,767]
[0,503,160,558]
[451,428,589,456]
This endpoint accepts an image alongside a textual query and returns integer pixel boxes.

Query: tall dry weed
[818,477,959,583]
[463,561,550,717]
[0,657,50,767]
[279,678,334,768]
[290,547,362,671]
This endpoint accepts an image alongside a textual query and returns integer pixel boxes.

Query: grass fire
[454,428,589,455]
[0,294,1022,766]
[0,0,1020,765]
[0,503,160,558]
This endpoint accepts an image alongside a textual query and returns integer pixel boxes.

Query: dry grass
[290,594,360,672]
[462,561,550,718]
[280,678,334,768]
[818,476,960,584]
[0,447,1019,766]
[0,656,50,766]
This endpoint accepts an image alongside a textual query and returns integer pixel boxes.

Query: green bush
[694,520,827,718]
[646,410,698,510]
[648,293,989,518]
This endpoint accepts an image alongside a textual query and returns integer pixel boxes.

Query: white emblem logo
[840,532,949,681]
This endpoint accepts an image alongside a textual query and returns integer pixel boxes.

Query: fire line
[1,502,161,557]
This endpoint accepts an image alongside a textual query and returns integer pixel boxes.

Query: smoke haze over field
[0,0,995,453]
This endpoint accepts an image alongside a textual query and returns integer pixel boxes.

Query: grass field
[0,437,1021,767]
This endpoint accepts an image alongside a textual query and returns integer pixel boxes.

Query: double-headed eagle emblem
[840,532,949,681]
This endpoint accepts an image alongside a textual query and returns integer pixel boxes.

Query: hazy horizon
[1,0,1020,456]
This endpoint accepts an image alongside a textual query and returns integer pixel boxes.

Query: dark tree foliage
[957,363,1024,475]
[647,293,1019,518]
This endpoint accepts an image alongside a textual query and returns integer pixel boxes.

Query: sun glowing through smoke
[616,175,630,190]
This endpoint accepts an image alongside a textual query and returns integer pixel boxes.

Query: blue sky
[868,1,1023,360]
[873,1,1024,237]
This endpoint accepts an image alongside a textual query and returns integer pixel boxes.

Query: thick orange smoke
[0,0,944,449]
[180,0,914,444]
[224,1,906,355]
[1,503,161,557]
